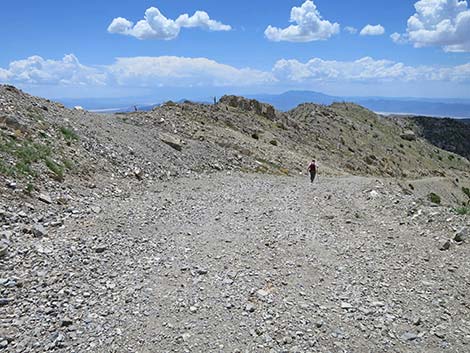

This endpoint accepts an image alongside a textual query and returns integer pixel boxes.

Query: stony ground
[1,172,469,353]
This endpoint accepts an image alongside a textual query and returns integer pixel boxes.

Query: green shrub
[45,158,64,180]
[251,133,259,140]
[15,161,36,176]
[454,206,470,215]
[463,187,470,199]
[25,183,34,195]
[60,126,78,141]
[428,192,441,204]
[0,160,14,176]
[269,140,278,146]
[63,159,74,170]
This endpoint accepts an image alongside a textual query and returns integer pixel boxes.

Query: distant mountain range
[247,91,470,118]
[56,90,470,118]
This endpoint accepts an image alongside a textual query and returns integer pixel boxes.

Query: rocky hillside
[1,85,470,205]
[406,116,470,160]
[1,86,469,181]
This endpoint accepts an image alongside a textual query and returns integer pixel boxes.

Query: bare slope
[2,173,470,352]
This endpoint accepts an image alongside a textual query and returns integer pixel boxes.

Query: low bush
[454,206,470,215]
[45,158,64,180]
[60,126,79,141]
[463,187,470,199]
[428,192,441,204]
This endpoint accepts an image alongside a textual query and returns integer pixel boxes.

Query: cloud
[360,24,385,36]
[390,32,408,44]
[107,56,274,87]
[0,68,11,82]
[344,26,358,34]
[2,54,470,92]
[0,54,106,86]
[264,0,340,42]
[397,0,470,52]
[272,56,470,83]
[0,55,274,88]
[107,7,231,40]
[176,11,231,31]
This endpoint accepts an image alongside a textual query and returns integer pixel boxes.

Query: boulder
[454,227,468,242]
[0,115,28,135]
[32,224,47,238]
[160,133,183,152]
[439,239,451,251]
[38,193,52,204]
[0,231,12,257]
[400,130,417,141]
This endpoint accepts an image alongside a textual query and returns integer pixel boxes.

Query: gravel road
[2,172,469,352]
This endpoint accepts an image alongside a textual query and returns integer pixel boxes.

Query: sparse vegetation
[63,158,74,170]
[25,182,35,195]
[0,159,13,176]
[0,132,68,180]
[45,157,64,180]
[15,160,36,176]
[278,167,289,175]
[275,122,287,130]
[428,192,441,204]
[463,187,470,199]
[26,106,44,121]
[60,126,79,141]
[453,206,470,215]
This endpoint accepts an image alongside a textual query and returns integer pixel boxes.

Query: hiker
[308,159,317,183]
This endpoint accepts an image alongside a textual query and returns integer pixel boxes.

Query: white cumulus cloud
[0,54,106,86]
[272,56,470,83]
[264,0,340,42]
[360,24,385,36]
[396,0,470,52]
[108,7,231,40]
[107,56,274,87]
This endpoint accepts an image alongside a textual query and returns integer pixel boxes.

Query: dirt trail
[2,173,470,353]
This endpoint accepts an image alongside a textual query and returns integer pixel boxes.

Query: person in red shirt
[308,159,317,183]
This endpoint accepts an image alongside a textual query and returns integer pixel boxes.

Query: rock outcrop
[219,95,277,121]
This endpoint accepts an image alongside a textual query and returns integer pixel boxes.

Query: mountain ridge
[56,90,470,118]
[2,85,469,185]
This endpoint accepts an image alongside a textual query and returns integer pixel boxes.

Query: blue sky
[1,0,470,99]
